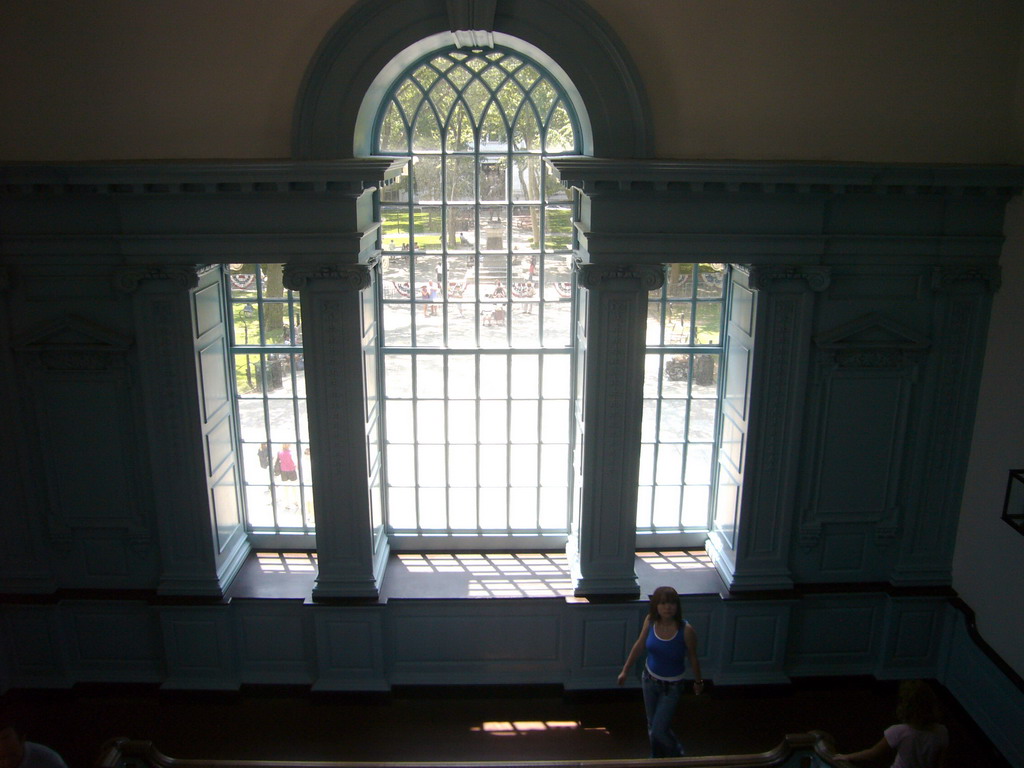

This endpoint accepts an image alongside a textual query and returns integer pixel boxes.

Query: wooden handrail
[96,731,845,768]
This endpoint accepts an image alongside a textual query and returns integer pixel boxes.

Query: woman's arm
[617,615,651,685]
[683,623,704,695]
[834,737,892,763]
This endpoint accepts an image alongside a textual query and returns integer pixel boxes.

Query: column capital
[746,264,831,292]
[930,265,1001,293]
[283,262,375,291]
[113,265,199,293]
[575,261,664,292]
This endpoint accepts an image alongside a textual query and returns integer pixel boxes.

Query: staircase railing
[96,731,849,768]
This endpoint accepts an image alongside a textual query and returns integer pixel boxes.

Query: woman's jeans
[641,670,684,757]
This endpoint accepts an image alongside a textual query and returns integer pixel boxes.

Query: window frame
[638,263,731,549]
[372,44,581,551]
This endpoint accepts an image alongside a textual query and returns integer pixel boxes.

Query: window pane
[511,444,539,487]
[446,156,476,202]
[540,400,569,443]
[414,155,442,201]
[388,445,416,486]
[447,400,476,443]
[416,400,445,442]
[510,400,539,443]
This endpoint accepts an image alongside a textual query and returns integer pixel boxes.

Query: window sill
[224,549,727,603]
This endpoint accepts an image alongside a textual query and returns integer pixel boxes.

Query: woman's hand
[693,679,705,696]
[617,670,627,686]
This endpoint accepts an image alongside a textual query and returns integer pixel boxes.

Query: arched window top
[293,0,651,159]
[373,45,581,157]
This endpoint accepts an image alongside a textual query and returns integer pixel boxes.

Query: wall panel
[62,601,163,682]
[313,607,387,691]
[234,600,312,684]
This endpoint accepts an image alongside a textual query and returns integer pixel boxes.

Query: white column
[116,265,225,596]
[570,262,663,598]
[283,263,387,600]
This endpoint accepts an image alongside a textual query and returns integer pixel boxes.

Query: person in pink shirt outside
[276,444,298,482]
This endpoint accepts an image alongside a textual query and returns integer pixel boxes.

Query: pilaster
[116,265,222,597]
[570,262,663,598]
[891,265,1001,584]
[0,267,55,592]
[283,262,387,600]
[727,265,829,590]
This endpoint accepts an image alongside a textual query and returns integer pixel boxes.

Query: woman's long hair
[647,586,683,627]
[896,680,942,729]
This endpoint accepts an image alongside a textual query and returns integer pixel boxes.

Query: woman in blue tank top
[617,586,705,757]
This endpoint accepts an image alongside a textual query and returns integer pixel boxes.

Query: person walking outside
[617,585,704,757]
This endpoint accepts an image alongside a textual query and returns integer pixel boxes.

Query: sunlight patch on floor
[471,720,609,737]
[397,552,575,597]
[256,552,318,574]
[638,550,712,570]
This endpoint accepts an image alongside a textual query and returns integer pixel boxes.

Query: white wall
[1,0,1022,163]
[953,196,1024,678]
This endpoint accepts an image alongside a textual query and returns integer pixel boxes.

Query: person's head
[896,680,942,728]
[647,586,682,626]
[0,718,25,768]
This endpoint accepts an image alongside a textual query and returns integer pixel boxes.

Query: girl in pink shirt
[836,680,948,768]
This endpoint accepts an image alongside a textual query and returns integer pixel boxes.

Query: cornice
[931,264,1002,293]
[748,265,831,292]
[0,158,408,198]
[283,261,376,291]
[575,261,664,291]
[548,157,1024,197]
[113,265,200,293]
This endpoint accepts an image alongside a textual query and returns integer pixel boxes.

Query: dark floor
[2,678,1010,767]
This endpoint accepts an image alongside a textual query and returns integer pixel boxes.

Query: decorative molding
[748,265,831,293]
[931,265,1002,293]
[815,313,930,371]
[113,266,199,293]
[574,261,664,292]
[13,314,132,371]
[875,522,899,548]
[295,0,651,158]
[760,294,798,477]
[447,0,496,47]
[282,262,375,292]
[797,523,822,552]
[0,159,407,198]
[549,157,1024,196]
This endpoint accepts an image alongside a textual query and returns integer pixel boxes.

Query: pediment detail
[14,315,131,370]
[815,313,929,370]
[816,313,929,351]
[15,314,131,351]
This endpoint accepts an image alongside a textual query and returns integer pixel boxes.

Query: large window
[227,264,314,538]
[222,51,730,555]
[640,263,728,541]
[375,46,579,545]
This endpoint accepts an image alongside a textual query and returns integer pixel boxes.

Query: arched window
[373,45,580,547]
